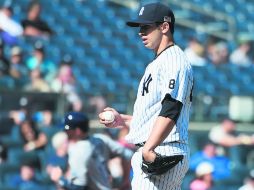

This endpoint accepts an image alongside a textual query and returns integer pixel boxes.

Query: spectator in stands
[184,37,207,66]
[8,97,30,127]
[6,161,43,189]
[209,119,254,166]
[229,40,252,66]
[32,109,60,142]
[26,41,57,82]
[33,109,54,128]
[51,63,82,112]
[43,131,68,185]
[239,169,254,190]
[0,38,10,76]
[22,0,53,38]
[24,68,51,92]
[207,40,229,65]
[9,46,28,87]
[190,141,231,180]
[0,3,23,45]
[190,162,214,190]
[209,119,254,148]
[19,119,48,152]
[41,131,68,189]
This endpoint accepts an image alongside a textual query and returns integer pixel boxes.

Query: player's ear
[160,22,170,34]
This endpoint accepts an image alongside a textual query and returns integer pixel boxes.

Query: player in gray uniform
[99,2,193,190]
[58,112,133,190]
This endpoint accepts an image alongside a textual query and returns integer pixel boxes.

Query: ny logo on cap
[139,7,144,15]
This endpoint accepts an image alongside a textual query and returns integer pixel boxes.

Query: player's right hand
[99,107,125,128]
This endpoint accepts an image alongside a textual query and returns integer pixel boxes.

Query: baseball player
[99,2,193,190]
[54,112,133,190]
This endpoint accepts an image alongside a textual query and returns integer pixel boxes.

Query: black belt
[135,142,146,148]
[135,141,180,148]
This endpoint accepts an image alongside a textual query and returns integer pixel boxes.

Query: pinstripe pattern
[125,45,193,145]
[126,44,193,189]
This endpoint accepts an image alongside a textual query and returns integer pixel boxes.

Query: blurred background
[0,0,253,189]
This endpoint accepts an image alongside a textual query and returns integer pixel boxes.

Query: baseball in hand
[102,111,115,123]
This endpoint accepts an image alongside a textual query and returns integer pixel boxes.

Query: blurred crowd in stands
[187,119,254,190]
[184,35,254,67]
[0,0,254,190]
[0,0,108,114]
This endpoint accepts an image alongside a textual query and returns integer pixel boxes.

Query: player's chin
[143,43,153,49]
[143,42,154,49]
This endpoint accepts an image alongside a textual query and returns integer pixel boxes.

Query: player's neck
[156,37,174,56]
[155,40,174,58]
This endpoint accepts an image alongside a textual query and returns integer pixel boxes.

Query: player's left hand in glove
[141,153,183,177]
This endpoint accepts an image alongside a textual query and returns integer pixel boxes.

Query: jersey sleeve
[159,58,193,104]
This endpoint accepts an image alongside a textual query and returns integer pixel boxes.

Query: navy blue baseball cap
[64,112,89,132]
[126,2,175,33]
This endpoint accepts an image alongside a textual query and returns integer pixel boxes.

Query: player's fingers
[103,107,113,111]
[99,118,115,125]
[98,112,105,120]
[105,121,117,128]
[103,107,118,115]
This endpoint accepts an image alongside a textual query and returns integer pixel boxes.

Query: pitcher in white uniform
[99,2,193,190]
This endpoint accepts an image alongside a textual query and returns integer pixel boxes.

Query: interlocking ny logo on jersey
[142,74,152,96]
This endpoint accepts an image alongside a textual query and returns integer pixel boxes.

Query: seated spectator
[207,40,229,65]
[190,162,214,190]
[209,119,254,148]
[6,161,43,189]
[39,132,69,189]
[21,0,53,38]
[24,68,51,92]
[0,38,9,76]
[33,109,55,128]
[184,37,207,66]
[209,119,254,166]
[8,97,30,128]
[26,41,57,82]
[51,63,82,111]
[229,40,252,66]
[0,3,23,45]
[239,169,254,190]
[9,46,29,87]
[45,131,68,174]
[190,141,231,180]
[19,119,48,152]
[32,109,60,142]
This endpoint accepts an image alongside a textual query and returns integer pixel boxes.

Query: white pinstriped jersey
[125,45,193,150]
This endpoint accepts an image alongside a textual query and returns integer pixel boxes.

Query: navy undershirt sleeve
[158,93,183,123]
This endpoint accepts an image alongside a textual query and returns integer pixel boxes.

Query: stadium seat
[0,76,15,90]
[0,163,20,188]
